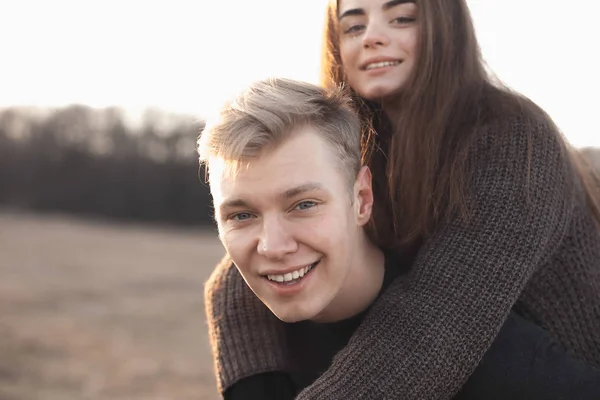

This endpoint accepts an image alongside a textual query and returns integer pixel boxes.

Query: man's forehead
[208,157,262,197]
[210,157,330,206]
[208,131,348,207]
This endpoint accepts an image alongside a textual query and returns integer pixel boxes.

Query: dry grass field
[0,211,225,400]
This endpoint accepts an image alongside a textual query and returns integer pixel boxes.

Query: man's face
[211,127,372,323]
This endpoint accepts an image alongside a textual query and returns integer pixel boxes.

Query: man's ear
[354,166,373,226]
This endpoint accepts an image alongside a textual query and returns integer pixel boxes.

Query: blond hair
[197,78,362,184]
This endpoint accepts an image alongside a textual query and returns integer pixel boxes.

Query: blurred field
[0,211,225,400]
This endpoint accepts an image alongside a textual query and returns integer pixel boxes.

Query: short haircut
[197,77,362,185]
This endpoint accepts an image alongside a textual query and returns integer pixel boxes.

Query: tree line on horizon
[0,105,213,226]
[0,105,599,227]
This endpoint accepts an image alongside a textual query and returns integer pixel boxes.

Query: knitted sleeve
[204,254,291,394]
[295,116,575,399]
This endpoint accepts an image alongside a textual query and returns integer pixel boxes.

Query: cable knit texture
[204,256,293,390]
[204,113,600,399]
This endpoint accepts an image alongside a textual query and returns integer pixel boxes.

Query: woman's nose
[362,23,390,49]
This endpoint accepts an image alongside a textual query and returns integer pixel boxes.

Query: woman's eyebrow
[339,0,415,21]
[383,0,415,12]
[338,7,364,21]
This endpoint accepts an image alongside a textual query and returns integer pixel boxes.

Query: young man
[198,78,600,399]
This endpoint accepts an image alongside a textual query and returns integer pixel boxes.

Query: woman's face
[338,0,419,102]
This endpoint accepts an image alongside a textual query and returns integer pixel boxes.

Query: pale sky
[0,0,598,147]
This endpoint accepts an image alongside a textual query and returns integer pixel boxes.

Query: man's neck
[311,236,385,323]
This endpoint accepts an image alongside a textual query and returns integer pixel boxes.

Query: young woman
[204,0,600,398]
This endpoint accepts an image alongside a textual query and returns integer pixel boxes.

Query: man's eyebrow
[219,198,251,211]
[339,0,415,21]
[279,183,326,199]
[218,183,325,211]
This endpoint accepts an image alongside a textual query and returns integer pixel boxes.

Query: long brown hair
[321,0,600,251]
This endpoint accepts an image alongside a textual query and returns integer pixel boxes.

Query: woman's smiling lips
[360,57,403,71]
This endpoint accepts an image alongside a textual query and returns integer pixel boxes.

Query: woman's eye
[295,201,317,211]
[343,24,365,34]
[392,16,416,24]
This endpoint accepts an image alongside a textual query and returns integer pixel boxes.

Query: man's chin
[268,304,317,324]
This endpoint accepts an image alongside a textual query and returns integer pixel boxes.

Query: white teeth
[267,263,315,283]
[365,60,399,70]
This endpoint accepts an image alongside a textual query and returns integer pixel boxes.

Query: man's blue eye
[296,201,316,211]
[232,212,253,221]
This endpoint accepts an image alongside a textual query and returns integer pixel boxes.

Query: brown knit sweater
[204,114,600,399]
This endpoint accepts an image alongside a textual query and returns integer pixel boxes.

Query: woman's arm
[204,254,291,394]
[295,116,575,399]
[223,372,298,400]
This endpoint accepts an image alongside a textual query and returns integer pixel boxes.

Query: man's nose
[257,215,298,260]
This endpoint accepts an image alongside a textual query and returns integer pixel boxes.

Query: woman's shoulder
[459,88,582,199]
[479,89,558,136]
[474,89,568,159]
